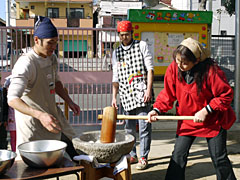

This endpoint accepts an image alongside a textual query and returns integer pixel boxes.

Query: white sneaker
[136,157,148,170]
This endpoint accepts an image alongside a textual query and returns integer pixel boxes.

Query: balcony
[16,18,35,27]
[16,18,93,36]
[16,18,93,28]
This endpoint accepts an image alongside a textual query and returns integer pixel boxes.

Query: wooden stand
[0,158,84,180]
[79,157,131,180]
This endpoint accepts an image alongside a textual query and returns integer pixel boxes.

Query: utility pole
[5,0,10,26]
[208,0,212,11]
[216,9,222,35]
[45,0,48,17]
[67,0,70,18]
[235,0,240,122]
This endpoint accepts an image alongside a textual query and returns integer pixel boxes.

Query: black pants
[61,133,78,160]
[0,123,8,149]
[165,128,236,180]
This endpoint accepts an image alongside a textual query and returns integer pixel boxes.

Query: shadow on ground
[132,161,217,180]
[131,130,240,180]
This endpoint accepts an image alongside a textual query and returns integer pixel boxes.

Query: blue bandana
[34,16,58,38]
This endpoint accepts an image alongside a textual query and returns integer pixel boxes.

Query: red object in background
[135,25,139,29]
[157,56,164,62]
[202,34,206,39]
[134,33,139,38]
[202,26,206,31]
[136,122,139,133]
[179,17,185,21]
[50,89,55,94]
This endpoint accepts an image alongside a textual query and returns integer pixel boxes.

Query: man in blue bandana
[8,16,80,160]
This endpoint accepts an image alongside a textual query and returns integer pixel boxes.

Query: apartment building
[15,0,93,58]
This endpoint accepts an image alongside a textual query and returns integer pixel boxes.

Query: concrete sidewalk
[130,129,240,180]
[49,123,240,180]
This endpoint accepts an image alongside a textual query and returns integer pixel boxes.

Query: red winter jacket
[153,61,236,137]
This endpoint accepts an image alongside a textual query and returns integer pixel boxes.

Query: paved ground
[47,123,240,180]
[130,129,240,180]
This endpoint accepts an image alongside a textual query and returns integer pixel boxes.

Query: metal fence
[0,26,236,125]
[0,26,124,126]
[211,35,235,87]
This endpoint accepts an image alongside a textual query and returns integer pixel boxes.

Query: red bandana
[117,21,132,32]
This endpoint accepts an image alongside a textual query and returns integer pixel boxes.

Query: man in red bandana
[112,21,154,170]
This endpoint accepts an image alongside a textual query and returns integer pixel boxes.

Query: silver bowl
[18,140,67,168]
[0,150,17,175]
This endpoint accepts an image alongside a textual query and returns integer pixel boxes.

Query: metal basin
[0,150,17,175]
[72,131,135,163]
[18,140,67,168]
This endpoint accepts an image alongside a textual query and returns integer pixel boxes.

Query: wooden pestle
[100,106,117,143]
[99,106,194,143]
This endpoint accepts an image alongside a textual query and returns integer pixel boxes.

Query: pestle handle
[98,114,194,120]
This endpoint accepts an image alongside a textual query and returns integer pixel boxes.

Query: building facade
[0,18,7,60]
[15,0,94,58]
[95,0,173,58]
[171,0,235,35]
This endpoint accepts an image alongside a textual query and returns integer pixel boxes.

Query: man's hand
[37,112,61,133]
[112,82,119,109]
[112,98,118,109]
[144,89,152,103]
[146,110,158,123]
[194,107,208,123]
[8,98,61,133]
[68,102,80,116]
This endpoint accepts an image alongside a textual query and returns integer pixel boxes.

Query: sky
[0,0,6,21]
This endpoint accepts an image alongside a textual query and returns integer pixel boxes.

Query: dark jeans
[165,128,236,180]
[61,133,78,160]
[0,123,8,149]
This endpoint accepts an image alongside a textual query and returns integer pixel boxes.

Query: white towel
[113,155,128,175]
[73,154,95,162]
[73,154,129,175]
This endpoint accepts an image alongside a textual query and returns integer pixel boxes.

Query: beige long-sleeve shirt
[8,50,59,102]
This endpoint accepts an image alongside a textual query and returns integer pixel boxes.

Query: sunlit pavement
[47,124,240,180]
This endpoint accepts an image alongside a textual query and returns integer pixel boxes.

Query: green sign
[128,9,212,24]
[64,40,87,52]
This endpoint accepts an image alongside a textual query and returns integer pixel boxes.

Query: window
[112,16,127,28]
[221,30,227,36]
[47,8,59,18]
[66,8,84,18]
[31,6,34,10]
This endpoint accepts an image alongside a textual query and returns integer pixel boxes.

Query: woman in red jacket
[147,38,236,180]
